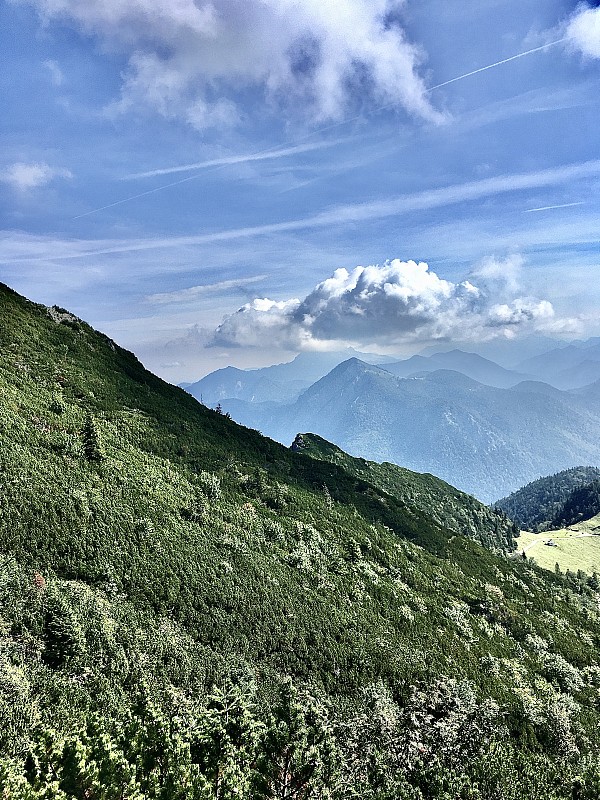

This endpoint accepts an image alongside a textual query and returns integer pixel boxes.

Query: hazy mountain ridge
[186,340,600,501]
[218,358,600,502]
[516,342,600,388]
[185,349,395,406]
[385,349,531,388]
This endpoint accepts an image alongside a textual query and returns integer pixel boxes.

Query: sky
[1,0,600,382]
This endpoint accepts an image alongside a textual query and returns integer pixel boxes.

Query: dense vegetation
[553,480,600,528]
[3,283,600,797]
[495,466,600,531]
[293,433,518,551]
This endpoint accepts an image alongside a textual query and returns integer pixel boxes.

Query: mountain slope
[553,479,600,528]
[223,358,600,502]
[293,433,518,551]
[494,467,600,531]
[3,284,600,797]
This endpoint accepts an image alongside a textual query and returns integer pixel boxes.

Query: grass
[516,513,600,573]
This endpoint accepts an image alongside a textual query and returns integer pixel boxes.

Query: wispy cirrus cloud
[43,59,64,86]
[145,275,268,305]
[0,157,592,258]
[125,139,345,180]
[66,158,600,250]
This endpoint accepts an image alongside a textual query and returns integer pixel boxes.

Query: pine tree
[82,414,103,462]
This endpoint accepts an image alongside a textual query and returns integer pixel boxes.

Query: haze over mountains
[185,338,600,502]
[184,349,394,406]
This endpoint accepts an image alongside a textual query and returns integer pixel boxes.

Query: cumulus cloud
[212,258,570,350]
[21,0,443,127]
[0,162,72,191]
[566,4,600,59]
[470,254,523,296]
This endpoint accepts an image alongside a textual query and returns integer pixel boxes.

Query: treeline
[553,480,600,528]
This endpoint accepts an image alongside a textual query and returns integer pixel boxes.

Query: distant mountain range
[516,341,600,389]
[183,348,394,406]
[184,338,600,502]
[384,349,530,388]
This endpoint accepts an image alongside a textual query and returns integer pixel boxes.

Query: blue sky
[1,0,599,381]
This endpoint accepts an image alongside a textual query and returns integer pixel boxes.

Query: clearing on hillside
[516,513,600,573]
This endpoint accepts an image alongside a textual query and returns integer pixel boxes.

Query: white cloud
[21,0,443,127]
[470,254,523,296]
[212,258,573,350]
[43,59,64,86]
[74,155,600,229]
[566,4,600,59]
[145,275,267,304]
[125,139,345,179]
[0,162,72,192]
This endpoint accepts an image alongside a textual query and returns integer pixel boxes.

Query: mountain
[494,467,600,531]
[190,348,531,410]
[420,334,561,368]
[4,283,600,796]
[385,349,529,388]
[516,340,600,388]
[220,359,600,502]
[555,359,600,390]
[185,363,309,405]
[185,348,394,406]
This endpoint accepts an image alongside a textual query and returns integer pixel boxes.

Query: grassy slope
[516,514,600,573]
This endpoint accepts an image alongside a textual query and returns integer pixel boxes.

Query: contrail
[73,38,567,220]
[524,201,584,213]
[125,139,347,179]
[427,38,568,92]
[74,139,346,219]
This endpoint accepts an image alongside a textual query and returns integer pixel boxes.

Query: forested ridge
[495,467,600,531]
[553,480,600,528]
[2,282,600,798]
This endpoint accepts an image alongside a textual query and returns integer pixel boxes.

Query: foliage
[2,282,600,797]
[554,480,600,528]
[495,467,600,531]
[294,433,518,552]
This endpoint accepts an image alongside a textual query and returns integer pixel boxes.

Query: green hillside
[3,283,600,798]
[516,516,600,574]
[293,433,518,551]
[495,466,600,531]
[554,480,600,528]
